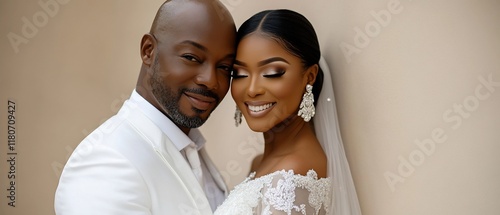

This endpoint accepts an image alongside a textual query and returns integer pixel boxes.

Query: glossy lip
[184,91,216,111]
[244,101,276,118]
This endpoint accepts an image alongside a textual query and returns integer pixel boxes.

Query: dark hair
[237,9,323,104]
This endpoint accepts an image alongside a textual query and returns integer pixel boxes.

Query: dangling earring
[298,84,315,122]
[234,105,242,127]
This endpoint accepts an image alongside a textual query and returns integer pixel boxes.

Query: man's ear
[140,34,156,66]
[305,64,319,85]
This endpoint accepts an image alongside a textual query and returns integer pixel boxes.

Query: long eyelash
[231,69,246,79]
[231,73,247,79]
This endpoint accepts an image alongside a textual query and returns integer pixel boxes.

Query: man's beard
[149,56,218,128]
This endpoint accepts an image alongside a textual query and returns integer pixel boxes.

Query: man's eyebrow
[223,53,236,60]
[179,40,208,52]
[234,57,289,67]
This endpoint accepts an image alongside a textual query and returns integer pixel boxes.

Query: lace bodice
[214,169,332,215]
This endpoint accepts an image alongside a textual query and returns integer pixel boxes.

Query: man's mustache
[182,88,220,103]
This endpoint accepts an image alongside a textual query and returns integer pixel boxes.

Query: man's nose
[195,65,219,90]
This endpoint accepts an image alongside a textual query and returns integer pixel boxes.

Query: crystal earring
[298,84,315,122]
[234,105,242,127]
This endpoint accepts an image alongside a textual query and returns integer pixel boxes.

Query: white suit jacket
[55,99,227,215]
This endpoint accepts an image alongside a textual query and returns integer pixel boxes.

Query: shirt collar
[129,89,206,151]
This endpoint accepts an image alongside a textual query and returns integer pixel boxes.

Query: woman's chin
[246,122,272,133]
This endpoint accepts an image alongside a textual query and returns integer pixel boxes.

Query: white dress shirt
[130,89,225,211]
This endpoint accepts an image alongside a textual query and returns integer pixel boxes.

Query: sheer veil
[313,56,362,215]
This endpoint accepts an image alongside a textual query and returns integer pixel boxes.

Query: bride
[214,9,362,215]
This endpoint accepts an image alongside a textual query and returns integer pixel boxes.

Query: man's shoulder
[81,101,159,145]
[62,113,167,181]
[68,108,155,161]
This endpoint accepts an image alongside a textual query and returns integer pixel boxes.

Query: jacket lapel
[122,101,212,213]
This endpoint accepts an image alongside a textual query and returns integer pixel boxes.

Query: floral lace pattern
[214,169,331,215]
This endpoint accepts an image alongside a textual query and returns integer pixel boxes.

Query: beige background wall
[1,0,499,214]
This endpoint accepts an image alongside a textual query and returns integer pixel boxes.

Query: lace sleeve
[255,170,331,215]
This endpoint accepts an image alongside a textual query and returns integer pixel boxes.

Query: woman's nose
[246,76,264,98]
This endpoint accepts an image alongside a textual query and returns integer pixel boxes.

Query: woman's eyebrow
[234,57,290,67]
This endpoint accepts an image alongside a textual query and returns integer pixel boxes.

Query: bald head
[150,0,234,38]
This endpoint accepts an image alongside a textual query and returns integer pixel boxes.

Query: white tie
[185,143,204,188]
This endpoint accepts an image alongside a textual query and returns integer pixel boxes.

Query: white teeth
[248,103,273,112]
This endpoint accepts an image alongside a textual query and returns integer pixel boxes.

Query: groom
[54,0,236,214]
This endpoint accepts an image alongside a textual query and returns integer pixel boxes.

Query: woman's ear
[305,64,319,85]
[140,34,156,66]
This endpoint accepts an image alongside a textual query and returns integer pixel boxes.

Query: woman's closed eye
[262,69,285,78]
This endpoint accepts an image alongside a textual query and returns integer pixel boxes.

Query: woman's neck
[253,114,327,178]
[262,114,314,157]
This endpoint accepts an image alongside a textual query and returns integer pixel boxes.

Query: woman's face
[231,34,315,132]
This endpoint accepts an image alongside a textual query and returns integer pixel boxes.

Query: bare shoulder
[273,146,327,178]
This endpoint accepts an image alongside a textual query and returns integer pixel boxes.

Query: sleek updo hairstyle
[236,9,324,105]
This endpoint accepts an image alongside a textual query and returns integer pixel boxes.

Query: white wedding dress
[214,169,331,215]
[215,57,362,215]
